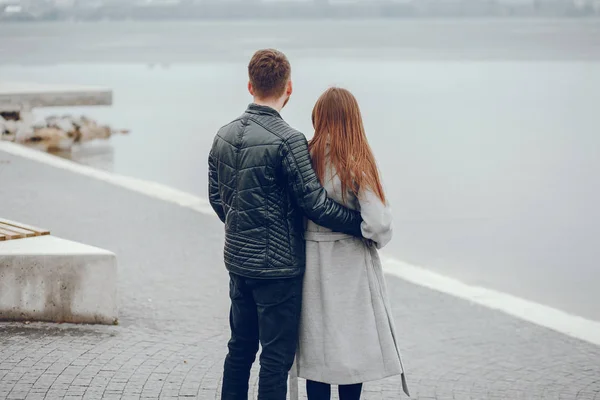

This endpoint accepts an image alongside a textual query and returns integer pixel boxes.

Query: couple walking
[208,49,410,400]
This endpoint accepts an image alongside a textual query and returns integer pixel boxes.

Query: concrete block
[0,82,112,111]
[0,235,117,324]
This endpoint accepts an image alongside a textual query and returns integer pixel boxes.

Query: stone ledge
[0,235,118,324]
[0,81,112,111]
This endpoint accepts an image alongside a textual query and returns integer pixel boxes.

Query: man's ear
[286,80,293,97]
[248,81,255,96]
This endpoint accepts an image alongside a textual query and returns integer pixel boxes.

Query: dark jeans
[306,380,363,400]
[221,272,303,400]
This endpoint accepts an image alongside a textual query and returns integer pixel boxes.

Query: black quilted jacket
[208,104,364,279]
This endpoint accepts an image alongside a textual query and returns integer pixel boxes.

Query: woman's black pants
[306,380,363,400]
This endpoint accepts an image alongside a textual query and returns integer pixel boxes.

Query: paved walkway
[1,150,599,400]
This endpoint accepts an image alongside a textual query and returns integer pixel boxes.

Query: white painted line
[2,140,600,347]
[382,257,600,347]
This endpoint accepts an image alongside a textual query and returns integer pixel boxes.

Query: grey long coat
[290,161,410,398]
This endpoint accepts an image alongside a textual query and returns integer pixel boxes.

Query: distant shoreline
[2,2,599,23]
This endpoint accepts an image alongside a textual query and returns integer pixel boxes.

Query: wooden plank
[0,223,37,238]
[0,227,24,240]
[0,218,50,236]
[0,233,6,241]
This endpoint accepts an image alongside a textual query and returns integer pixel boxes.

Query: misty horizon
[2,0,600,22]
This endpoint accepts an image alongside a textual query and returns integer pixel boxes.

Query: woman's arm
[358,187,393,249]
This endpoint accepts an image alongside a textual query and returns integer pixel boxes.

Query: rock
[3,113,129,152]
[17,127,76,152]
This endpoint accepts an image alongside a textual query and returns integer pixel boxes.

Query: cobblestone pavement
[1,151,600,400]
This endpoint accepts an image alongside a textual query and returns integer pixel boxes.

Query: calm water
[1,20,599,320]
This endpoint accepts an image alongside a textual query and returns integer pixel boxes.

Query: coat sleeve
[208,147,226,224]
[358,186,393,249]
[281,132,363,238]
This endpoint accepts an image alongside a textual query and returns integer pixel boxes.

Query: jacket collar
[246,103,282,119]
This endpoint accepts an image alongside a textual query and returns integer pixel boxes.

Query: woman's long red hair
[309,87,386,203]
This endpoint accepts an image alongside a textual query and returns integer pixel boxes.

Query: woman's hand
[363,238,377,249]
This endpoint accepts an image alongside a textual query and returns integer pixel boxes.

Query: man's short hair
[248,49,291,100]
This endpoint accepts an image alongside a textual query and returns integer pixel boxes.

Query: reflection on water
[50,142,115,172]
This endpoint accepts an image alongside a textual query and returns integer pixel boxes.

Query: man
[208,49,364,400]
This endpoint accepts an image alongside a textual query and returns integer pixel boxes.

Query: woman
[292,88,410,400]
